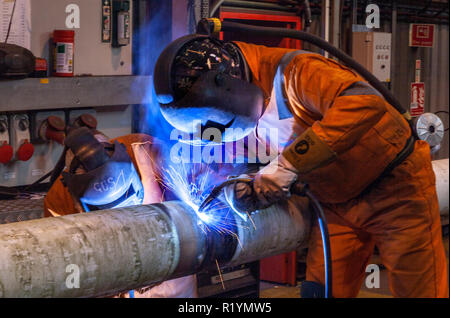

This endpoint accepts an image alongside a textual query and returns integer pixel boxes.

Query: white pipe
[324,0,330,58]
[432,159,449,217]
[332,0,340,49]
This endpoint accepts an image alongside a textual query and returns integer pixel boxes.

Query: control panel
[352,31,392,82]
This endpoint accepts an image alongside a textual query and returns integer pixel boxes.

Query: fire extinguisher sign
[410,82,425,117]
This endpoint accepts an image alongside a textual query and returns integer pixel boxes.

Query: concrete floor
[260,233,449,298]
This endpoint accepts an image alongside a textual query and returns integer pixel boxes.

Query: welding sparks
[215,259,226,290]
[161,163,243,236]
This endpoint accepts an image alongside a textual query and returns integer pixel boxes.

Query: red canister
[53,30,75,77]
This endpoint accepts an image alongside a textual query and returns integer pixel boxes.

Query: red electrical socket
[0,141,13,164]
[40,115,66,144]
[0,116,13,164]
[16,140,35,162]
[73,114,98,129]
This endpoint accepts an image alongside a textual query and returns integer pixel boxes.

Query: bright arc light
[161,164,233,230]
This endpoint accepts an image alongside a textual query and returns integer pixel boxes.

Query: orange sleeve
[233,41,295,104]
[43,176,79,217]
[282,54,390,167]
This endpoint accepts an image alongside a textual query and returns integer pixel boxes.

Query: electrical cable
[0,147,66,199]
[0,186,19,198]
[290,182,332,298]
[210,0,226,17]
[435,110,449,132]
[4,0,17,43]
[304,189,332,298]
[218,21,410,119]
[0,169,54,199]
[24,170,53,189]
[198,176,333,298]
[0,147,65,199]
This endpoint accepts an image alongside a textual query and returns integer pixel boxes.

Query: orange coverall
[235,42,448,298]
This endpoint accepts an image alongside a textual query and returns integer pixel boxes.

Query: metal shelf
[0,76,152,112]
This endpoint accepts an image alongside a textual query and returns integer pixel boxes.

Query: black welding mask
[61,127,144,212]
[154,35,264,144]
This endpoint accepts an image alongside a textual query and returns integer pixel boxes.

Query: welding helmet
[61,127,144,212]
[154,35,264,144]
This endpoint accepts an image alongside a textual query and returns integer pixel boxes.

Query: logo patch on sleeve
[295,140,310,155]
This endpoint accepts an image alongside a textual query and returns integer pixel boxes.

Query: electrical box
[352,32,392,83]
[1,1,135,188]
[112,0,131,48]
[0,106,132,187]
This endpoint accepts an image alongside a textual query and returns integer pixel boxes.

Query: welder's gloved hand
[253,154,299,210]
[224,155,299,214]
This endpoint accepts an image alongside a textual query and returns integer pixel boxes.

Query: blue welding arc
[198,177,253,212]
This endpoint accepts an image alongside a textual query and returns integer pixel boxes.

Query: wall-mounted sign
[409,24,435,47]
[415,59,421,82]
[0,0,31,49]
[411,82,425,117]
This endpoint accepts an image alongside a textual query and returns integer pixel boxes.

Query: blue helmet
[61,127,144,212]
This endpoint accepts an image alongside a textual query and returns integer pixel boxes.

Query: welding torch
[198,177,333,298]
[198,176,253,212]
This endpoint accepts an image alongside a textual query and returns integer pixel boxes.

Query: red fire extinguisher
[53,30,75,77]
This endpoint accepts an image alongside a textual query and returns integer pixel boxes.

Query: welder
[153,35,448,298]
[44,126,197,298]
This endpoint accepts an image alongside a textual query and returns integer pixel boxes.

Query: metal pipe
[352,0,357,25]
[391,1,397,96]
[323,0,330,58]
[432,159,449,217]
[0,199,311,297]
[302,0,313,32]
[210,0,225,17]
[332,0,340,49]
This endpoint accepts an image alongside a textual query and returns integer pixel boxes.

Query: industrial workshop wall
[0,0,138,187]
[308,13,449,160]
[30,0,133,76]
[393,23,449,160]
